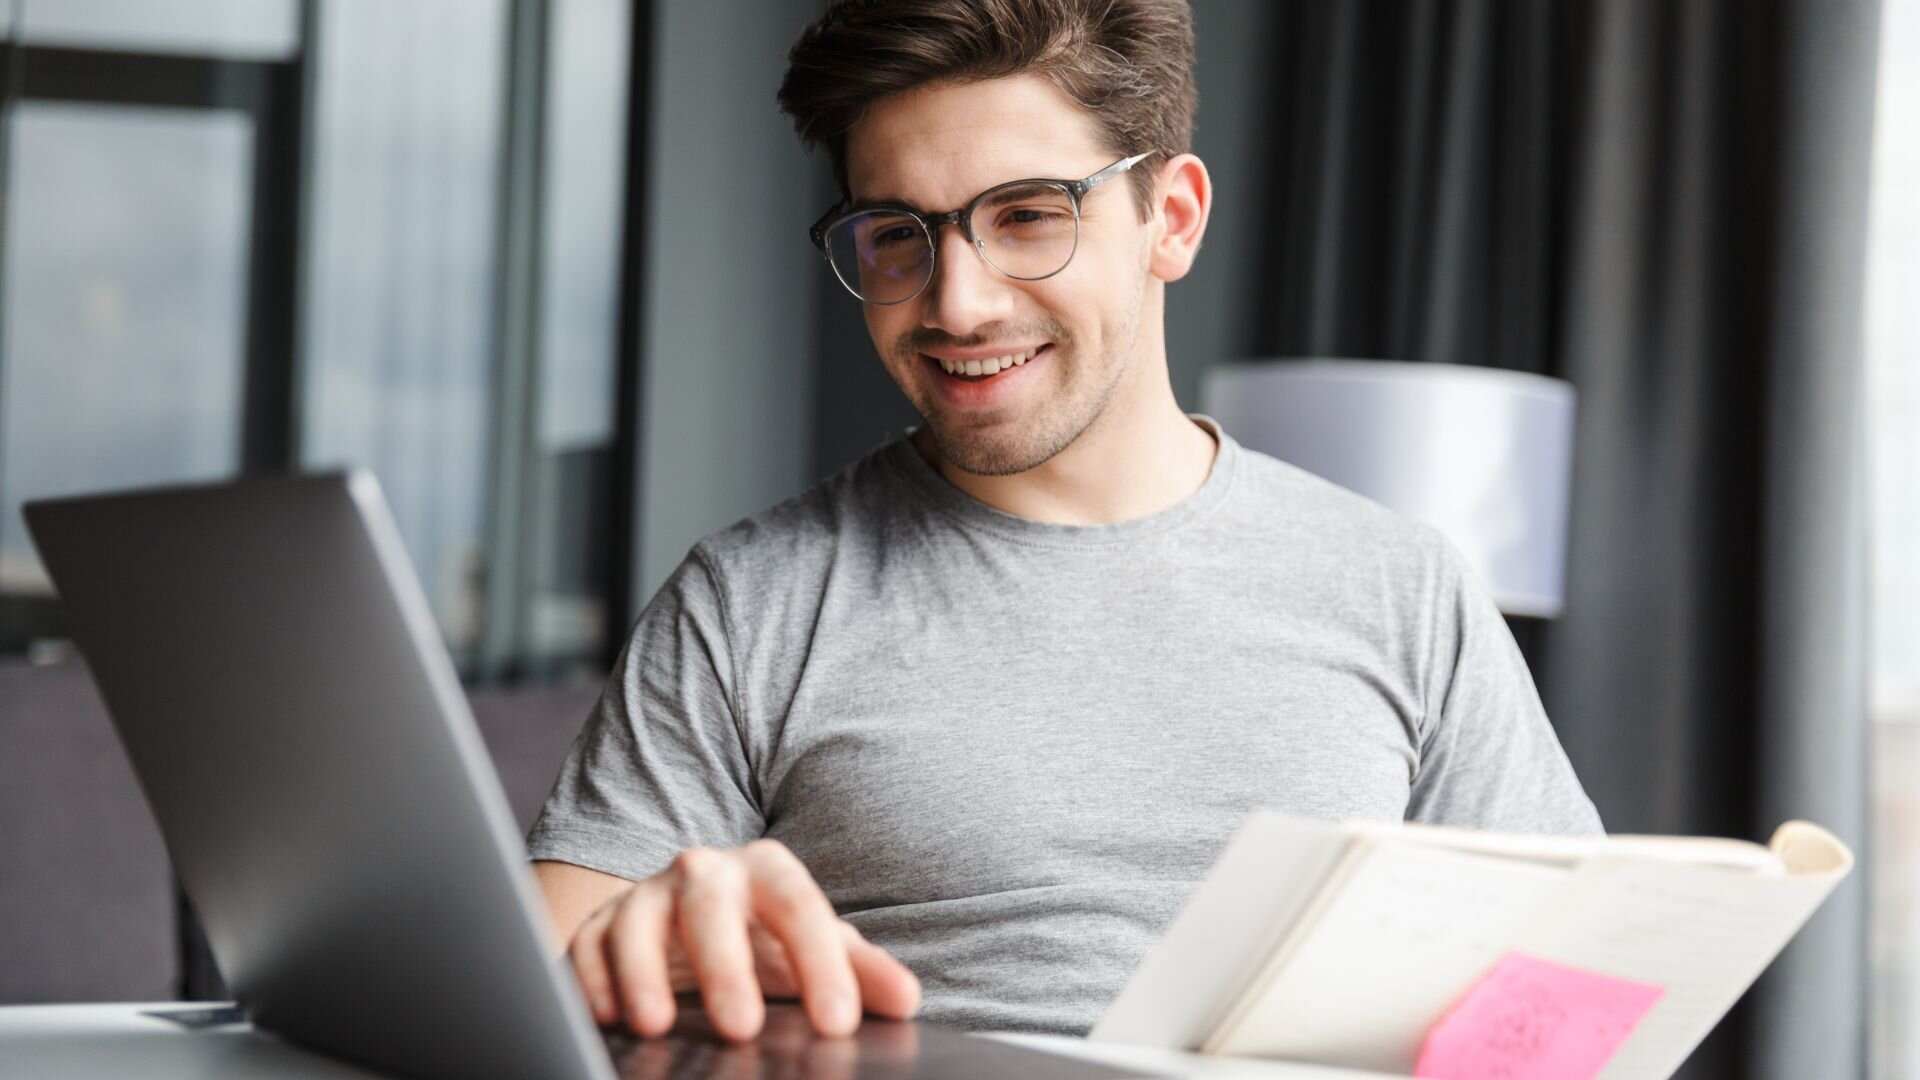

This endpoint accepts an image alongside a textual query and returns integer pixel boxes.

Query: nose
[919,220,1016,336]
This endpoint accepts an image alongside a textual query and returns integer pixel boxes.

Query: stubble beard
[892,300,1144,478]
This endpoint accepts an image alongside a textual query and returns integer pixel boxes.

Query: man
[529,0,1601,1048]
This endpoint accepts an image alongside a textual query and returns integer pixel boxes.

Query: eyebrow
[845,177,1072,216]
[977,182,1062,209]
[845,193,924,214]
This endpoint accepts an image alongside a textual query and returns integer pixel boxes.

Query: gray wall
[1165,0,1280,410]
[635,0,825,603]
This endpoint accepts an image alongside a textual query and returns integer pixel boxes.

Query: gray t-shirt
[528,418,1602,1035]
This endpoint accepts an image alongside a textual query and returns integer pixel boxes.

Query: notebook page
[1090,811,1354,1050]
[1513,858,1846,1080]
[1206,842,1569,1071]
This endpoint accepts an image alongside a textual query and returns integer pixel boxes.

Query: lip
[921,343,1051,411]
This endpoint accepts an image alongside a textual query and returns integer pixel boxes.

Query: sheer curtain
[1864,3,1920,1077]
[300,0,507,658]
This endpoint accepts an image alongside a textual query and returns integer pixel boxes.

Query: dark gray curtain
[1221,1,1880,1077]
[1244,0,1568,376]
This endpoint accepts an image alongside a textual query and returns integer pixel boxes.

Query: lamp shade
[1202,359,1576,618]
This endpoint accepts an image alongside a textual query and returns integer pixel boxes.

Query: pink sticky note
[1414,952,1665,1080]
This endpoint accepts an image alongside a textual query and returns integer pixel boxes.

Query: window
[0,1,302,650]
[526,0,631,673]
[0,0,637,680]
[1,104,252,589]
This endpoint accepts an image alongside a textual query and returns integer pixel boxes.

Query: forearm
[534,858,637,951]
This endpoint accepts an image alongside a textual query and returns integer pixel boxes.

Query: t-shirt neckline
[884,414,1241,549]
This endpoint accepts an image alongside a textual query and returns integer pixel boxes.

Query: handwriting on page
[1414,952,1664,1080]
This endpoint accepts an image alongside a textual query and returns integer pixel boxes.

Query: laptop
[24,471,1154,1080]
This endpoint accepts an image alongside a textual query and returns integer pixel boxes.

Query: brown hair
[777,0,1196,220]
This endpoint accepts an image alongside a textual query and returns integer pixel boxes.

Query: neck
[914,292,1219,525]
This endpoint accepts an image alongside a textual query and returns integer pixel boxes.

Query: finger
[606,882,677,1036]
[839,921,922,1021]
[665,929,694,990]
[747,923,800,997]
[742,840,861,1037]
[668,924,796,995]
[569,903,620,1025]
[673,848,764,1042]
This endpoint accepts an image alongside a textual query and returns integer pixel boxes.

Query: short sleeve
[1404,537,1604,836]
[526,548,766,880]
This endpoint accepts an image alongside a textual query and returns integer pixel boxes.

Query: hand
[564,839,922,1042]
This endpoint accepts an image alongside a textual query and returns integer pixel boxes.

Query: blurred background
[0,2,1913,1079]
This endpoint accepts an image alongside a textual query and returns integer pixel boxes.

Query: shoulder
[683,437,911,603]
[1224,437,1463,588]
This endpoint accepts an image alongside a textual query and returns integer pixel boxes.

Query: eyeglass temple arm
[808,208,840,254]
[1072,151,1156,197]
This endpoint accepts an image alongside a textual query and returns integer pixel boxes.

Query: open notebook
[1090,812,1852,1079]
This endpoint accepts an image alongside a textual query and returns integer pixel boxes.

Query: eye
[996,206,1070,229]
[871,225,921,249]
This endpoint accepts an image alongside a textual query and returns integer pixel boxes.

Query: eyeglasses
[808,152,1154,305]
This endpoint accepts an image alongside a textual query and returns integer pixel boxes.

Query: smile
[930,346,1042,379]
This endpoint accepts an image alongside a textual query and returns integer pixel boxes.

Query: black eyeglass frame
[807,152,1155,305]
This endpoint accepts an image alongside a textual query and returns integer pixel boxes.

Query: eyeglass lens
[825,182,1079,304]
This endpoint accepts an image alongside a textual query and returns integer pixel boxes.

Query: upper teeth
[939,347,1039,376]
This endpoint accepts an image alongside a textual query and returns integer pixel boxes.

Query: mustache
[893,321,1071,359]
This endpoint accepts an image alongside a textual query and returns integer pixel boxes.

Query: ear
[1147,153,1212,284]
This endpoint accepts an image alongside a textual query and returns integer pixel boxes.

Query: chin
[927,419,1069,477]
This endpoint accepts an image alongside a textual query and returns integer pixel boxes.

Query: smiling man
[527,0,1601,1048]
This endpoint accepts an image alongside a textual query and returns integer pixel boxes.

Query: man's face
[843,75,1157,476]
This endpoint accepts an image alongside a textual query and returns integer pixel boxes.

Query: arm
[1405,531,1603,835]
[535,859,634,947]
[526,552,918,1042]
